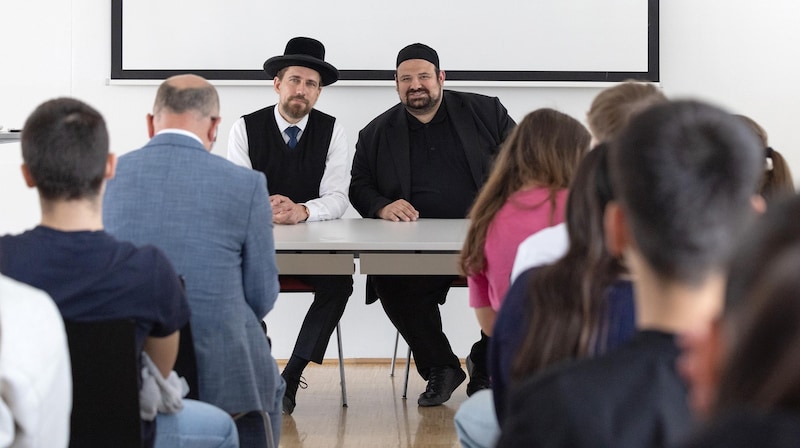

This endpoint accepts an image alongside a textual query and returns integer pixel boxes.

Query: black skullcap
[396,43,439,69]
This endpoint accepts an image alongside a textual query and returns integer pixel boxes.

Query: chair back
[65,319,142,448]
[173,320,199,400]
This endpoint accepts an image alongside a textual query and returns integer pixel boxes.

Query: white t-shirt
[0,275,71,448]
[510,223,569,284]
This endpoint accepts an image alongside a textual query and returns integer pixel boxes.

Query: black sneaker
[417,366,466,407]
[465,355,490,396]
[282,374,307,415]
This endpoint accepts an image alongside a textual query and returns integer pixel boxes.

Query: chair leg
[260,411,276,448]
[232,411,275,448]
[336,322,348,407]
[390,330,400,377]
[402,346,412,399]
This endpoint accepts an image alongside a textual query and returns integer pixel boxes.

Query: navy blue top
[0,226,190,447]
[490,266,636,421]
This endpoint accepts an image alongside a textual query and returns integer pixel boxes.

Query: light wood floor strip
[279,362,466,448]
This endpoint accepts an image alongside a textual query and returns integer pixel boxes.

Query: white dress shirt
[227,106,350,221]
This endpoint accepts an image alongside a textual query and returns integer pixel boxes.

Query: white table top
[273,218,470,252]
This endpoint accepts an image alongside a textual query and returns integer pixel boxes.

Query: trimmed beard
[280,97,311,121]
[402,87,442,116]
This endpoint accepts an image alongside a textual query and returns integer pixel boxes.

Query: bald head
[148,75,221,150]
[154,74,219,118]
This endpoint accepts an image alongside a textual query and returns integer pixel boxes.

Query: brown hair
[510,144,625,380]
[587,81,667,143]
[716,196,800,412]
[735,115,794,203]
[460,108,590,276]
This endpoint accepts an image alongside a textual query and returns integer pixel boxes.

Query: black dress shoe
[418,366,466,407]
[465,355,490,396]
[282,374,307,415]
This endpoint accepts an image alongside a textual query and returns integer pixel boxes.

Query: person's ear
[146,113,155,138]
[105,153,117,180]
[274,77,281,95]
[438,69,446,84]
[20,164,36,188]
[208,117,220,147]
[604,201,628,257]
[751,194,767,214]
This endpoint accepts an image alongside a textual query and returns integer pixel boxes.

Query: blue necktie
[286,126,300,149]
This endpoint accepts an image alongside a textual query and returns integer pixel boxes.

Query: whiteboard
[111,0,658,82]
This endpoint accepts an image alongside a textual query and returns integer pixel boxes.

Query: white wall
[2,1,799,359]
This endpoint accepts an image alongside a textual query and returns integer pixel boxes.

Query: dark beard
[403,88,441,115]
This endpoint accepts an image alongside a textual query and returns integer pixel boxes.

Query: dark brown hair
[21,97,109,200]
[511,144,625,380]
[735,115,794,203]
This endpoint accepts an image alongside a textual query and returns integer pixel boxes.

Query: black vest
[243,106,335,203]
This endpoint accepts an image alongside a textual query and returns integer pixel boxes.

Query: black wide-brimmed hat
[263,37,339,86]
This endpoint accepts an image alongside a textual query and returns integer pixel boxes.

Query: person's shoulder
[360,103,404,133]
[310,107,336,121]
[444,90,501,106]
[519,336,648,398]
[242,105,274,120]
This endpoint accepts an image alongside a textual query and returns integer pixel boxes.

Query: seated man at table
[0,97,238,448]
[349,43,515,406]
[228,37,353,415]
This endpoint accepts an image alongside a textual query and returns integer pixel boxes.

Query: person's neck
[278,109,305,125]
[630,253,724,336]
[39,197,104,232]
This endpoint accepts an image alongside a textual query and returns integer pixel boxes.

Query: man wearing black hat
[349,43,516,406]
[228,37,352,416]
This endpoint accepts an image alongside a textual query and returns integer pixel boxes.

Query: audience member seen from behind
[103,75,283,447]
[0,97,238,448]
[0,275,71,448]
[735,114,794,204]
[349,43,516,406]
[511,80,666,282]
[227,36,353,416]
[497,100,763,448]
[460,108,589,337]
[682,194,800,448]
[457,144,631,448]
[494,144,634,422]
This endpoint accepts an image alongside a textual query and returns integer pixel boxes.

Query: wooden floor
[278,361,466,448]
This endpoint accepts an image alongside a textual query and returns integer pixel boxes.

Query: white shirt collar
[155,128,204,145]
[273,106,309,133]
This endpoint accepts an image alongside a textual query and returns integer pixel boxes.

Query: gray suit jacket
[103,132,282,415]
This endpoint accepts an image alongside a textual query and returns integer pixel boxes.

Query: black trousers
[371,275,480,380]
[291,275,353,364]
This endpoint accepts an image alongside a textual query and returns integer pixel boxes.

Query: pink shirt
[468,187,568,310]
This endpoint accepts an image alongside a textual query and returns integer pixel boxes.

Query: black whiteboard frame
[111,0,659,83]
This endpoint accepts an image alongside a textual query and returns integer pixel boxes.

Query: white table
[272,218,469,275]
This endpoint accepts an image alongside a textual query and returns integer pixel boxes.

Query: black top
[407,100,477,218]
[683,408,800,448]
[497,330,693,448]
[243,106,335,203]
[349,90,516,219]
